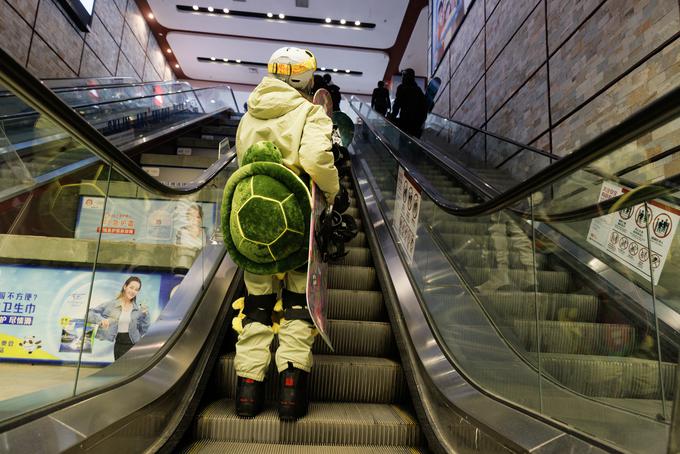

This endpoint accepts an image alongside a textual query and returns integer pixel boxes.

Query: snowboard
[312,88,333,117]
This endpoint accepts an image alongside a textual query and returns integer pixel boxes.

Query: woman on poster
[87,276,150,360]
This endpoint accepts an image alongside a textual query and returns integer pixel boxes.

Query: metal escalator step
[451,249,549,270]
[183,441,426,453]
[194,400,420,446]
[329,265,377,290]
[431,221,492,235]
[467,267,572,293]
[347,232,367,247]
[541,353,676,400]
[313,320,393,357]
[327,289,385,321]
[480,291,599,322]
[330,247,372,267]
[214,353,405,403]
[513,320,636,356]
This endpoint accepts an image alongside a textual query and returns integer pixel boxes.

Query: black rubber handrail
[350,85,680,221]
[0,47,233,196]
[0,80,190,100]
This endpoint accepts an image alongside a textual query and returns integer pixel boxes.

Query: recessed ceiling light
[207,6,214,12]
[320,67,326,71]
[355,20,361,26]
[192,5,198,10]
[210,99,216,103]
[340,19,346,24]
[175,64,180,68]
[223,8,229,13]
[236,59,241,63]
[267,12,273,18]
[278,13,285,19]
[147,13,154,19]
[333,68,338,72]
[345,69,350,73]
[223,58,228,62]
[325,17,331,23]
[166,49,172,53]
[210,57,216,61]
[158,32,163,36]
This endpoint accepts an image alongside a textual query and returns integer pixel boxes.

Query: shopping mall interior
[0,0,679,452]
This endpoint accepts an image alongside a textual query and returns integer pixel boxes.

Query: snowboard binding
[316,208,358,262]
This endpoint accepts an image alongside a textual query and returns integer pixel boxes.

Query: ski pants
[234,269,315,381]
[488,212,533,268]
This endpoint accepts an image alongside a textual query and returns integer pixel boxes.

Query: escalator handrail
[0,47,235,196]
[350,87,680,220]
[0,80,192,101]
[427,111,561,163]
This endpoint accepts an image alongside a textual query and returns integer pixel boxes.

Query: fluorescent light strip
[178,5,374,28]
[197,57,363,75]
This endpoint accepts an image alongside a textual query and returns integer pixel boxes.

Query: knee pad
[243,293,277,327]
[281,289,312,322]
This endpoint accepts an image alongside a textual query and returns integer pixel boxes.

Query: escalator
[2,44,680,454]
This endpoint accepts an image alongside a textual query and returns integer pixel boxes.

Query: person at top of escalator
[371,81,391,116]
[232,47,339,421]
[389,68,428,138]
[322,73,342,111]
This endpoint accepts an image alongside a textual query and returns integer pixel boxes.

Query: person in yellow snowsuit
[233,47,338,420]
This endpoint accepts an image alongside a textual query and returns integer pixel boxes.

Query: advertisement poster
[0,266,181,364]
[75,197,216,249]
[393,167,422,263]
[587,181,679,285]
[431,0,470,73]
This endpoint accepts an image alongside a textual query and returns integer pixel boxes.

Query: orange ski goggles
[268,54,317,76]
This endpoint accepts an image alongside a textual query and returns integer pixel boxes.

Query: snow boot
[235,376,265,417]
[278,362,309,421]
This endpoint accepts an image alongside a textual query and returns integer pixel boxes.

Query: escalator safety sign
[393,167,421,263]
[587,181,679,284]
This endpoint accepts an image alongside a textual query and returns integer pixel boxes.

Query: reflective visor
[268,55,317,77]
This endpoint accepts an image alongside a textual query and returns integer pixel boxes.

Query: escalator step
[513,320,637,355]
[479,291,599,322]
[194,401,420,446]
[327,289,385,321]
[312,320,393,357]
[451,249,549,270]
[329,266,377,290]
[214,353,406,404]
[330,247,372,267]
[541,353,676,400]
[468,267,572,293]
[347,232,367,247]
[182,441,426,453]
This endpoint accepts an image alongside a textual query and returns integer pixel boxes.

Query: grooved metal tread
[183,441,426,453]
[194,400,420,446]
[329,265,377,290]
[327,289,385,321]
[214,353,406,403]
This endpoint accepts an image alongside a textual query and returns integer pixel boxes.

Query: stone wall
[429,0,680,156]
[0,0,174,81]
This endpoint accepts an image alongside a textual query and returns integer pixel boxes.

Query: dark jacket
[371,87,391,114]
[391,82,428,137]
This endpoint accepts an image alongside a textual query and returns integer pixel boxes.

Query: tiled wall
[0,0,174,82]
[429,0,680,156]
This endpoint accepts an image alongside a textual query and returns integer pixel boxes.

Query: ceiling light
[345,69,350,73]
[223,58,228,62]
[210,99,216,103]
[223,8,229,13]
[236,59,241,63]
[158,32,163,36]
[333,68,338,72]
[320,67,326,71]
[210,57,216,61]
[267,12,273,18]
[192,5,198,10]
[147,13,154,19]
[340,19,346,24]
[355,20,361,26]
[175,64,180,68]
[278,13,285,19]
[325,17,331,23]
[207,6,214,12]
[166,49,172,53]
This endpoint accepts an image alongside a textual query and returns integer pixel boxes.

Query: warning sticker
[586,181,679,284]
[393,167,422,263]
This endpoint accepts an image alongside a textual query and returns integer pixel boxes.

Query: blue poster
[432,0,468,73]
[0,266,181,365]
[75,196,217,249]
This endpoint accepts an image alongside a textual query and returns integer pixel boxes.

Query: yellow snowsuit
[234,76,339,381]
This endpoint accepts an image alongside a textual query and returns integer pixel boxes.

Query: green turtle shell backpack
[221,141,311,274]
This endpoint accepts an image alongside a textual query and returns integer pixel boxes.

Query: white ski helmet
[267,47,317,91]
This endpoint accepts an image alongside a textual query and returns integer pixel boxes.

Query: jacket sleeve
[137,306,150,337]
[298,105,339,202]
[87,302,108,324]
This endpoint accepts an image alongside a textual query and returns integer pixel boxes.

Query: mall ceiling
[139,0,428,94]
